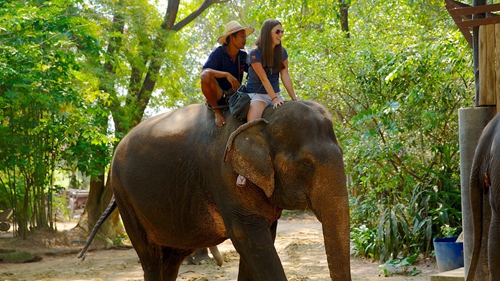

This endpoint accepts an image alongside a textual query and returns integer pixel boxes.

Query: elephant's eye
[298,159,314,173]
[301,159,313,168]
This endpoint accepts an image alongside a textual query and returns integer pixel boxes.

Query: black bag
[228,85,250,121]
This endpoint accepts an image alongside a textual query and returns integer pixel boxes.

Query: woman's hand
[272,97,284,109]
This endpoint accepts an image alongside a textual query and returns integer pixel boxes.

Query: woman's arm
[251,62,284,108]
[280,59,297,101]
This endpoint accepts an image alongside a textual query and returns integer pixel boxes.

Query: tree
[77,0,232,240]
[0,0,108,238]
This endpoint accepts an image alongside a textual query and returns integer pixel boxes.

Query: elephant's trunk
[310,168,352,280]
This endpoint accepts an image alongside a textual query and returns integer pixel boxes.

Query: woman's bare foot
[214,110,226,127]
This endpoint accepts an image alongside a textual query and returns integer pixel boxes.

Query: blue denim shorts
[249,92,285,106]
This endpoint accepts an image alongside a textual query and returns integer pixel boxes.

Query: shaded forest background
[0,0,475,263]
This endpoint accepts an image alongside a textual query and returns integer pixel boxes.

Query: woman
[237,19,298,187]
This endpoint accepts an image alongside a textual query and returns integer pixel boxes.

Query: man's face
[232,30,247,49]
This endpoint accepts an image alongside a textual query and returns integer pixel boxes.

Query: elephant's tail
[77,197,117,261]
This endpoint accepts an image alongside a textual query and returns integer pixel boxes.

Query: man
[201,21,254,127]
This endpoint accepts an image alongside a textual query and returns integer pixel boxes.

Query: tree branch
[162,0,180,30]
[133,0,227,126]
[172,0,230,31]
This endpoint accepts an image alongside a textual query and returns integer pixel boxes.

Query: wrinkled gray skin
[467,113,500,281]
[102,101,351,281]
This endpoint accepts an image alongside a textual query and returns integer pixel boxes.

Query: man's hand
[226,73,240,91]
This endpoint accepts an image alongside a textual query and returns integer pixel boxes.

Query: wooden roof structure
[446,0,500,112]
[445,0,500,47]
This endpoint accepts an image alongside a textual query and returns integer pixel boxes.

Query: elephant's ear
[224,119,275,198]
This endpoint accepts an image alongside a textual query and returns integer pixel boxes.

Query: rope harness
[205,89,234,110]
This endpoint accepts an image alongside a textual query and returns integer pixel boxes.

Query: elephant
[77,100,352,281]
[467,113,500,281]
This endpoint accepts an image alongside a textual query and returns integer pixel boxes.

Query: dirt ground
[0,212,439,281]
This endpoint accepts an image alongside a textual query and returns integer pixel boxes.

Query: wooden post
[478,24,496,106]
[479,25,486,105]
[496,23,500,113]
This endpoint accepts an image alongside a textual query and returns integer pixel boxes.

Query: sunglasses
[274,29,284,35]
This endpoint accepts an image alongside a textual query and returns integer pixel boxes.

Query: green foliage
[341,2,468,261]
[243,0,471,261]
[350,224,379,259]
[112,233,129,246]
[378,253,420,277]
[0,0,110,237]
[51,185,71,221]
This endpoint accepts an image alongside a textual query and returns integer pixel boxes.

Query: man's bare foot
[214,110,226,127]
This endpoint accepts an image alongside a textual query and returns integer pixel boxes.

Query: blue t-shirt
[202,45,248,91]
[246,47,288,94]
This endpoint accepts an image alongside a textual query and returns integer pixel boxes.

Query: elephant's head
[224,100,351,280]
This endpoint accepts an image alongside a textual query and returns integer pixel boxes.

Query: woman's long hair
[255,19,284,70]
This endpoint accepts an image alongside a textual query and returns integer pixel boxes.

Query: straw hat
[217,21,254,45]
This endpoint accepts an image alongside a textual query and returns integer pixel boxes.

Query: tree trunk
[77,172,125,240]
[339,0,349,38]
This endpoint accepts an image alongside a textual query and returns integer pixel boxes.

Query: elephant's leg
[128,228,192,280]
[270,219,278,241]
[237,254,254,281]
[230,219,286,281]
[155,246,194,281]
[236,220,279,281]
[116,196,191,281]
[489,192,500,280]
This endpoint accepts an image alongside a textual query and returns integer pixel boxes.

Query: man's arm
[202,68,240,91]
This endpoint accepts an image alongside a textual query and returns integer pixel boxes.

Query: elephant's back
[130,104,211,140]
[113,105,205,170]
[109,104,235,247]
[113,104,228,180]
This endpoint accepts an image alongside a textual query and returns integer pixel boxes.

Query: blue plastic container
[433,237,464,272]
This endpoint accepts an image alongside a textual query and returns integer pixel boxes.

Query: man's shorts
[219,88,235,106]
